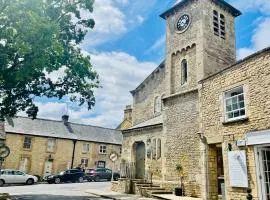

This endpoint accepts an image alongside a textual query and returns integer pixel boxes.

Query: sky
[30,0,270,128]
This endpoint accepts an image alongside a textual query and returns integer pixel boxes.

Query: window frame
[82,143,90,153]
[181,59,188,85]
[81,158,89,168]
[99,145,107,154]
[154,96,161,114]
[47,138,56,153]
[224,86,247,122]
[23,136,32,150]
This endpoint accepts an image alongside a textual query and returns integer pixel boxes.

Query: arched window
[213,10,226,39]
[154,96,161,113]
[181,59,188,85]
[213,10,219,36]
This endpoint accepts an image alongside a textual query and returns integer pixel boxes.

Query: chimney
[124,105,132,122]
[62,115,69,125]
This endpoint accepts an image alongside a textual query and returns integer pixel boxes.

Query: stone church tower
[159,0,241,198]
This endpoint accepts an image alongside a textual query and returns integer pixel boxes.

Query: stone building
[200,48,270,200]
[3,116,122,178]
[119,0,268,199]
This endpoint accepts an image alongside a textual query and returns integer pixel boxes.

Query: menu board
[228,150,248,188]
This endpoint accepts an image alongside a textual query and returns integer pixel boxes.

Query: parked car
[45,169,85,184]
[0,169,38,186]
[85,168,120,182]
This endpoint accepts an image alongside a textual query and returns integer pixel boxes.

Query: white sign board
[109,153,118,162]
[228,151,248,188]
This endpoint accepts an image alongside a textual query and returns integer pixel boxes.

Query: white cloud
[229,0,270,14]
[145,35,165,55]
[82,0,158,47]
[237,17,270,59]
[32,51,157,128]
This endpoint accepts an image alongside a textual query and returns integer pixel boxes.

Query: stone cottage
[3,116,122,178]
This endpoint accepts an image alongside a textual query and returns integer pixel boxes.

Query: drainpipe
[71,140,77,169]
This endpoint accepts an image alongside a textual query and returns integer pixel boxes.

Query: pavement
[85,188,155,200]
[0,181,110,200]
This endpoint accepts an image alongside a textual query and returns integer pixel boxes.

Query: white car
[0,169,38,186]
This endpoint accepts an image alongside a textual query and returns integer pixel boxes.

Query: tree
[0,0,98,120]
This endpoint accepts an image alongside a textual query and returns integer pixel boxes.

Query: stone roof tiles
[5,117,122,145]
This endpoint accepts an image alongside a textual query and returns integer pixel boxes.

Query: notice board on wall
[228,150,248,188]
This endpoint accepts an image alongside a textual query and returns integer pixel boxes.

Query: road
[0,182,111,200]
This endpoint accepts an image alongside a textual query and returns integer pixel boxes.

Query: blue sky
[32,0,270,128]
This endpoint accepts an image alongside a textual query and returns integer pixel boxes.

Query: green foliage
[0,0,98,120]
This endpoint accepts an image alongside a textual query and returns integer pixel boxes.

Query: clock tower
[160,0,241,95]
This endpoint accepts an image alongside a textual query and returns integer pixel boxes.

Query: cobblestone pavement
[0,181,111,200]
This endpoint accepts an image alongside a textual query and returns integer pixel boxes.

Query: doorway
[135,142,146,179]
[43,160,53,177]
[257,146,270,200]
[208,144,224,200]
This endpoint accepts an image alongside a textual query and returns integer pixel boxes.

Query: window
[213,10,219,36]
[220,14,226,39]
[154,96,161,113]
[213,10,226,39]
[181,59,188,85]
[99,145,107,154]
[152,139,157,160]
[157,139,161,160]
[225,87,246,121]
[97,161,106,168]
[81,158,89,168]
[161,94,166,111]
[23,136,32,149]
[82,143,90,153]
[47,139,56,152]
[151,138,162,160]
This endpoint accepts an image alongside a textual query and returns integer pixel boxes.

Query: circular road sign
[0,145,10,159]
[109,152,118,162]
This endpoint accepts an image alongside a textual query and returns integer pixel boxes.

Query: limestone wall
[163,90,201,197]
[132,64,166,126]
[200,49,270,199]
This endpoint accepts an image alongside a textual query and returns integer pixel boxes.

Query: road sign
[109,152,118,162]
[0,145,10,159]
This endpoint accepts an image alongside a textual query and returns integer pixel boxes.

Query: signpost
[0,144,10,174]
[109,152,118,181]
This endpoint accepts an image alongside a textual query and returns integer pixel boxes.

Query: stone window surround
[151,138,162,160]
[99,144,107,154]
[47,138,56,153]
[82,143,90,153]
[154,96,162,114]
[23,136,32,150]
[181,59,188,85]
[221,84,249,123]
[81,158,89,168]
[213,10,226,39]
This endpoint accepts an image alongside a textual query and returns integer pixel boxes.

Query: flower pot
[175,187,183,196]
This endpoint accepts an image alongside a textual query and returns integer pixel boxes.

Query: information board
[228,150,248,188]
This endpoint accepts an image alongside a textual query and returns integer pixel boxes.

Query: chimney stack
[124,105,132,122]
[62,115,69,125]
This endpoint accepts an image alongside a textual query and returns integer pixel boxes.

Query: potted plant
[175,164,184,196]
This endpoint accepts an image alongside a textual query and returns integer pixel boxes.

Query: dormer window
[213,10,226,39]
[181,59,188,85]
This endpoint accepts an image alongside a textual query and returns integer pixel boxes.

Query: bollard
[247,188,253,200]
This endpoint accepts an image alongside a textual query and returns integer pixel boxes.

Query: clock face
[176,14,191,33]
